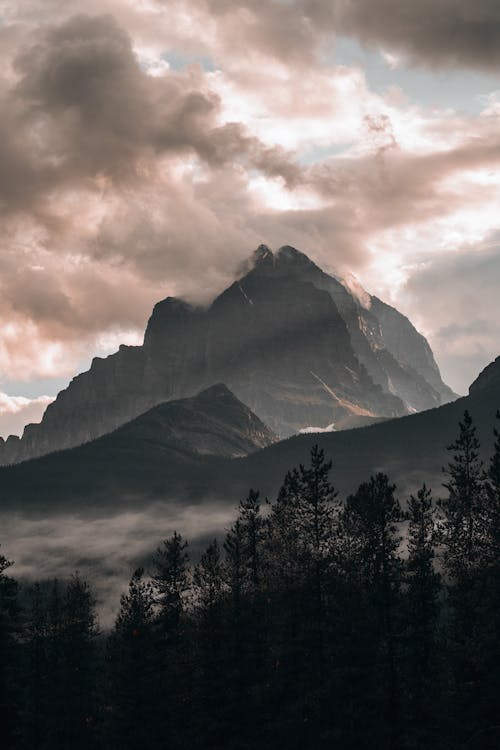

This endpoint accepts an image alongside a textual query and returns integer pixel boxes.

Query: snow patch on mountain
[299,423,337,434]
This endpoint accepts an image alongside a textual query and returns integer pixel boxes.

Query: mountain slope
[232,357,500,500]
[1,360,497,511]
[0,384,276,508]
[113,383,276,459]
[266,245,455,410]
[0,244,455,464]
[370,296,456,404]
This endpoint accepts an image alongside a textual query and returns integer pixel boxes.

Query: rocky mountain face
[0,245,455,465]
[262,245,455,410]
[0,384,276,508]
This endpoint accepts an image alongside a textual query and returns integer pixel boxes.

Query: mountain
[0,244,455,465]
[0,359,497,511]
[109,383,276,458]
[0,384,275,508]
[248,246,455,411]
[232,356,500,501]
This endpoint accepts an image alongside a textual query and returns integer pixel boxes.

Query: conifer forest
[1,410,499,749]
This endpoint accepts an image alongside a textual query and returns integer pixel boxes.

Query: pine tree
[298,446,338,553]
[265,449,340,744]
[404,485,441,746]
[439,412,490,739]
[152,531,189,634]
[193,539,224,614]
[0,547,20,748]
[476,412,500,732]
[43,579,65,747]
[267,469,303,589]
[224,518,245,618]
[22,583,50,749]
[238,489,264,589]
[59,574,99,749]
[263,470,306,743]
[440,410,488,575]
[151,532,190,748]
[485,411,500,568]
[106,568,157,750]
[296,446,339,685]
[192,540,227,747]
[221,491,271,746]
[224,490,265,599]
[344,474,404,748]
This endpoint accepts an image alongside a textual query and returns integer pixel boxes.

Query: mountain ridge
[0,244,455,465]
[0,357,497,510]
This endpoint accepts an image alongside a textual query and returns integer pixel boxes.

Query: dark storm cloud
[8,1,500,74]
[306,0,500,71]
[0,13,297,220]
[167,0,500,72]
[0,11,303,378]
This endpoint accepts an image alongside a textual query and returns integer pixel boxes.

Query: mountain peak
[277,244,314,264]
[254,243,273,260]
[251,244,275,269]
[115,382,277,458]
[193,382,235,401]
[243,243,322,281]
[144,294,200,348]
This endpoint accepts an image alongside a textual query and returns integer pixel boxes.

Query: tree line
[1,410,499,749]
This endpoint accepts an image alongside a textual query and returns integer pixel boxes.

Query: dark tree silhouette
[151,532,190,749]
[440,411,494,741]
[344,473,405,749]
[440,410,488,573]
[106,568,157,750]
[22,583,49,749]
[59,574,99,750]
[3,420,500,750]
[0,547,19,747]
[152,531,189,634]
[404,485,441,747]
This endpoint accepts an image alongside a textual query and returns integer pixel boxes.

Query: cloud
[0,12,301,380]
[306,0,500,72]
[0,393,54,439]
[0,2,499,410]
[1,13,297,219]
[401,244,500,393]
[8,0,500,75]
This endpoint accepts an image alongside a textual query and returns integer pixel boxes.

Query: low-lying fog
[0,500,237,626]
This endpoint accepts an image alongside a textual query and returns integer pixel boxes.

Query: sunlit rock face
[0,245,455,465]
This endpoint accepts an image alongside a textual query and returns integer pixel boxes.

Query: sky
[1,0,500,438]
